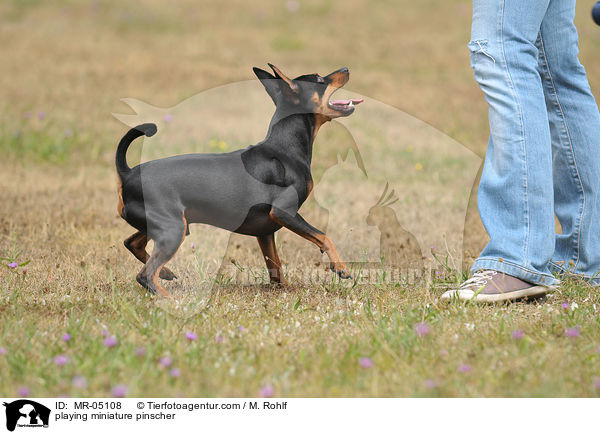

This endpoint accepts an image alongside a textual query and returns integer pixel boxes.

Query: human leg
[468,0,559,287]
[537,0,600,283]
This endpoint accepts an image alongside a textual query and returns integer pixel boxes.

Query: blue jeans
[470,0,600,286]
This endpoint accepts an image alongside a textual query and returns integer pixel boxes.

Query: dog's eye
[317,76,324,83]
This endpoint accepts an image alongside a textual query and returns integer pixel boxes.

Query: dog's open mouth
[329,99,364,109]
[328,98,364,115]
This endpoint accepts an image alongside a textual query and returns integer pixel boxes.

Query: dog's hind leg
[257,233,285,284]
[124,231,177,280]
[136,214,187,297]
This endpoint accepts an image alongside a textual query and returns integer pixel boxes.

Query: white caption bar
[0,398,595,433]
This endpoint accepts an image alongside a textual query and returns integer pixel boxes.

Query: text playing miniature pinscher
[115,64,363,296]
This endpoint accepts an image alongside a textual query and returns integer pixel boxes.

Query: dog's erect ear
[253,67,280,105]
[268,63,300,102]
[253,67,275,81]
[268,64,298,91]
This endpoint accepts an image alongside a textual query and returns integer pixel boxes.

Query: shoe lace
[460,270,497,291]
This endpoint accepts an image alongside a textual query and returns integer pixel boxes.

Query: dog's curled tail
[115,123,157,179]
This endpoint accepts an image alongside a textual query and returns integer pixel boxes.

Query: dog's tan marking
[152,270,172,298]
[306,178,314,196]
[313,69,351,119]
[312,113,330,141]
[117,177,124,217]
[257,234,285,284]
[126,231,149,262]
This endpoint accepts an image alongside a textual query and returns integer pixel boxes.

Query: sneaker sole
[442,285,552,303]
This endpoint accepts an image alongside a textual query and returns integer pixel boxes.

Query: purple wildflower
[111,384,127,398]
[158,356,172,368]
[170,368,181,378]
[62,333,71,342]
[17,387,30,398]
[359,357,374,369]
[414,322,430,337]
[285,0,299,13]
[185,331,197,341]
[191,243,196,250]
[103,336,118,347]
[424,379,437,389]
[238,326,245,333]
[260,385,274,398]
[7,262,17,269]
[459,364,472,373]
[512,329,524,340]
[215,335,224,343]
[561,302,569,310]
[0,347,7,355]
[72,376,87,389]
[37,112,46,120]
[135,347,146,357]
[565,326,580,338]
[163,113,173,123]
[54,355,69,366]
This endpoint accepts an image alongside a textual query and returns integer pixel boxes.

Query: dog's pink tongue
[331,99,364,105]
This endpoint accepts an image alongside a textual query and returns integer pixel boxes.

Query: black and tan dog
[116,64,363,296]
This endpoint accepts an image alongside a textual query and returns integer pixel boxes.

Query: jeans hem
[471,258,560,287]
[550,262,600,286]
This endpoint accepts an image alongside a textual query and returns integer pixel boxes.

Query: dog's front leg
[269,206,351,279]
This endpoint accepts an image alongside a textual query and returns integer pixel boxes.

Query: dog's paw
[136,275,157,294]
[329,263,352,280]
[159,267,177,281]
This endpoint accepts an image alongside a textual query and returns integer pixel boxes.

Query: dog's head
[253,64,363,119]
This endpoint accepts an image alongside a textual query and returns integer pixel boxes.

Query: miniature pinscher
[116,64,363,296]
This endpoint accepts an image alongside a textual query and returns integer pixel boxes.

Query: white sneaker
[440,270,552,303]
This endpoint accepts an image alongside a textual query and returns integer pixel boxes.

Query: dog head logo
[3,400,50,431]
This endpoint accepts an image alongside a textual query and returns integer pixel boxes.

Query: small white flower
[570,302,579,311]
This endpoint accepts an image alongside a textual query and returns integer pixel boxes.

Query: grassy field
[1,0,600,397]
